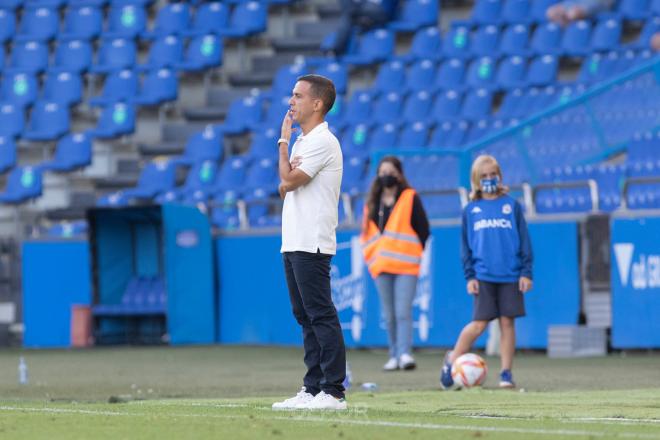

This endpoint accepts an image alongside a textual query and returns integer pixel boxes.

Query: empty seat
[562,20,592,57]
[43,72,83,107]
[8,40,49,74]
[40,132,92,172]
[219,95,263,135]
[402,90,434,122]
[0,9,16,44]
[105,4,148,39]
[176,34,223,72]
[618,0,650,20]
[368,122,399,152]
[399,121,430,148]
[51,39,94,74]
[88,102,136,139]
[399,26,443,62]
[501,0,531,23]
[591,17,622,52]
[0,166,43,204]
[496,56,527,89]
[0,103,25,137]
[60,5,103,40]
[462,88,493,120]
[429,89,463,123]
[389,0,440,32]
[372,60,406,94]
[142,2,191,38]
[172,126,223,166]
[89,69,139,106]
[91,38,138,73]
[216,1,267,38]
[134,68,178,106]
[15,6,59,42]
[0,136,17,174]
[138,35,184,71]
[343,28,395,66]
[184,1,229,37]
[442,24,471,58]
[466,57,497,90]
[406,59,438,92]
[527,54,558,86]
[499,24,530,56]
[471,25,500,57]
[315,62,348,95]
[23,101,70,141]
[343,91,373,125]
[1,73,38,108]
[530,22,562,55]
[470,0,502,25]
[111,160,177,203]
[371,91,404,124]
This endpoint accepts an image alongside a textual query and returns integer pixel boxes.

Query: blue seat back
[18,6,58,40]
[54,39,93,73]
[0,103,24,137]
[43,72,83,106]
[63,5,103,39]
[0,136,17,173]
[1,73,38,108]
[107,4,147,37]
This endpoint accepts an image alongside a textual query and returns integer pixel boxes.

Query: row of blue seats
[93,275,166,316]
[0,34,223,75]
[0,1,267,43]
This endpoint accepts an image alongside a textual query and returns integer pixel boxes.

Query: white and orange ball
[451,353,488,388]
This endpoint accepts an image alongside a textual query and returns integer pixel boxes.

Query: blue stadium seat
[213,156,247,193]
[530,22,562,55]
[91,38,138,74]
[462,88,493,120]
[470,0,502,25]
[325,94,345,129]
[8,40,49,74]
[399,121,430,148]
[466,57,497,90]
[176,34,223,72]
[499,24,530,56]
[134,68,178,106]
[562,20,592,57]
[389,0,440,32]
[1,73,38,108]
[442,23,471,59]
[530,0,557,21]
[341,155,367,195]
[40,132,92,172]
[42,72,83,107]
[633,15,660,48]
[15,6,59,42]
[406,59,437,92]
[497,87,524,117]
[617,0,650,20]
[527,54,558,86]
[46,220,88,238]
[496,55,526,89]
[89,69,139,107]
[471,25,500,57]
[23,101,70,141]
[343,91,373,125]
[211,205,241,230]
[142,2,191,38]
[501,0,531,23]
[0,136,17,174]
[591,17,622,52]
[88,102,136,139]
[51,40,93,74]
[429,120,468,148]
[577,52,618,84]
[266,62,308,99]
[398,26,443,62]
[0,166,43,204]
[137,35,184,71]
[429,89,462,123]
[158,159,219,204]
[184,1,229,37]
[342,123,371,158]
[368,122,399,152]
[372,60,406,94]
[119,160,177,202]
[216,1,267,38]
[0,9,16,44]
[258,95,290,129]
[653,0,660,13]
[245,186,275,227]
[244,158,277,189]
[105,4,148,39]
[0,0,22,10]
[0,103,24,137]
[245,126,278,161]
[60,5,103,40]
[342,28,395,66]
[315,62,348,95]
[371,91,404,125]
[219,94,263,135]
[172,126,223,166]
[434,58,466,92]
[402,90,433,122]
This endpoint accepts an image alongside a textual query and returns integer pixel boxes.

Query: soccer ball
[452,353,487,388]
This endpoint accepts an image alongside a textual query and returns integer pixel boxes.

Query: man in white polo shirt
[271,75,346,411]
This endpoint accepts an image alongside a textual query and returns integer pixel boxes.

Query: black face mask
[378,175,398,188]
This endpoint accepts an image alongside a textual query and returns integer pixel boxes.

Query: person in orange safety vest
[360,155,430,372]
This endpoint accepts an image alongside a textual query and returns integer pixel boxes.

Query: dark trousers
[331,0,390,55]
[283,251,346,399]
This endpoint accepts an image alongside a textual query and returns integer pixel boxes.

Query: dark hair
[365,156,411,224]
[297,74,336,115]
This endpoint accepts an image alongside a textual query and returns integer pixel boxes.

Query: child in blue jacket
[441,154,533,389]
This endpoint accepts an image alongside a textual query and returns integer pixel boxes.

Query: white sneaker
[383,357,399,371]
[399,353,416,370]
[299,391,347,410]
[272,387,315,410]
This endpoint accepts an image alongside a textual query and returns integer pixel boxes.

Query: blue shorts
[473,280,526,321]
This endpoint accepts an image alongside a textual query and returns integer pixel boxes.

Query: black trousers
[283,251,346,399]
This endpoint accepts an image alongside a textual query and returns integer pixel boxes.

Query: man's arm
[278,111,311,198]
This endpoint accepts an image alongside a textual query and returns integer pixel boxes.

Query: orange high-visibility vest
[360,188,424,278]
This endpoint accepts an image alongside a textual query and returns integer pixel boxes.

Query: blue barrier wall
[217,221,580,349]
[23,240,91,348]
[611,216,660,348]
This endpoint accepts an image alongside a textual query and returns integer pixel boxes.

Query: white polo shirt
[281,121,343,255]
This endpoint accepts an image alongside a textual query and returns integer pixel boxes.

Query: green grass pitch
[0,346,659,439]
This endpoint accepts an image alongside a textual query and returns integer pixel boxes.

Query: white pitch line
[0,406,659,439]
